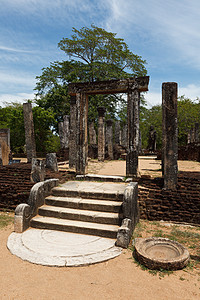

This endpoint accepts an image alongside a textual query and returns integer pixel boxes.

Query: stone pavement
[7,228,122,267]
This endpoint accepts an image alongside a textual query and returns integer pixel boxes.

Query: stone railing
[116,182,139,248]
[14,179,59,233]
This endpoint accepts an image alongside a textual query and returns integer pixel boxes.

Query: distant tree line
[0,96,199,154]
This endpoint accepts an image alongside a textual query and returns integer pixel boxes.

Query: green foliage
[177,96,200,145]
[140,105,162,149]
[139,96,200,149]
[0,102,59,154]
[58,24,147,82]
[0,213,14,229]
[0,103,25,153]
[32,106,58,152]
[35,25,147,127]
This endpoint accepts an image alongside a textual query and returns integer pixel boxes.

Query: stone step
[38,205,120,225]
[30,216,119,239]
[51,181,126,201]
[76,174,125,182]
[45,195,122,213]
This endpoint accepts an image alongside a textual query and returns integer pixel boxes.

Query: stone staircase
[30,181,127,239]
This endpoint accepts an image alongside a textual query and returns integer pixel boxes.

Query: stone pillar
[191,128,195,143]
[97,107,106,162]
[121,124,128,148]
[194,123,199,143]
[76,93,88,175]
[46,153,58,172]
[58,115,70,149]
[162,82,178,190]
[69,96,77,169]
[115,120,121,145]
[106,119,114,160]
[0,128,10,165]
[89,122,97,145]
[30,158,45,183]
[23,103,36,163]
[126,89,140,177]
[187,131,191,144]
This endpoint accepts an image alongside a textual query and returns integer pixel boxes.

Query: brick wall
[138,172,200,225]
[0,163,74,211]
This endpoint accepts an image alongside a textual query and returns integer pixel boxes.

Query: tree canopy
[139,96,200,149]
[0,103,59,154]
[34,25,147,128]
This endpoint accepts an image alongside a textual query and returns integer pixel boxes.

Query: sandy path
[1,225,200,300]
[91,159,200,177]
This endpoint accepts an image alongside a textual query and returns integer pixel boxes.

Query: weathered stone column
[23,103,36,163]
[89,121,97,145]
[46,153,58,172]
[97,107,106,162]
[121,124,128,148]
[76,93,88,174]
[162,82,178,190]
[30,158,45,183]
[126,89,140,177]
[0,128,10,165]
[58,115,70,149]
[69,96,77,169]
[115,120,121,145]
[106,119,114,160]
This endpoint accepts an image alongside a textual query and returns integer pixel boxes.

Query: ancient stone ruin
[58,115,70,149]
[68,76,150,176]
[0,128,10,166]
[97,106,106,162]
[162,82,178,190]
[23,103,36,163]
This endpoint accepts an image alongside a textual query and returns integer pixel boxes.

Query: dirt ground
[1,158,200,300]
[88,158,200,177]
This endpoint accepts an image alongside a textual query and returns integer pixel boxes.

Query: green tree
[35,25,147,127]
[140,105,162,149]
[0,103,59,154]
[0,103,25,153]
[139,96,200,149]
[177,96,200,145]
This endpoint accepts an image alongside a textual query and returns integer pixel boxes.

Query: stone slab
[76,174,125,182]
[56,181,127,194]
[7,229,122,267]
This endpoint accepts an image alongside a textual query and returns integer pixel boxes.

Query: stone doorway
[68,76,149,177]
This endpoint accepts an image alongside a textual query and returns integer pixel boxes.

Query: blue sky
[0,0,200,107]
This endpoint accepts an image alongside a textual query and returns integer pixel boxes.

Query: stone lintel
[68,76,149,96]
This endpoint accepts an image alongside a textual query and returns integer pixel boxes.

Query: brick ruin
[1,79,199,226]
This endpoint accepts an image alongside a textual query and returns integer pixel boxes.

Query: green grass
[0,213,14,229]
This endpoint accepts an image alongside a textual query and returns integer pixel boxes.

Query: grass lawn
[0,211,14,229]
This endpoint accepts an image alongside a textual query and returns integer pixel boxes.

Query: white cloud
[106,0,200,68]
[179,84,200,100]
[0,71,35,87]
[145,83,200,108]
[0,93,35,107]
[145,92,161,108]
[0,46,32,53]
[0,0,99,22]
